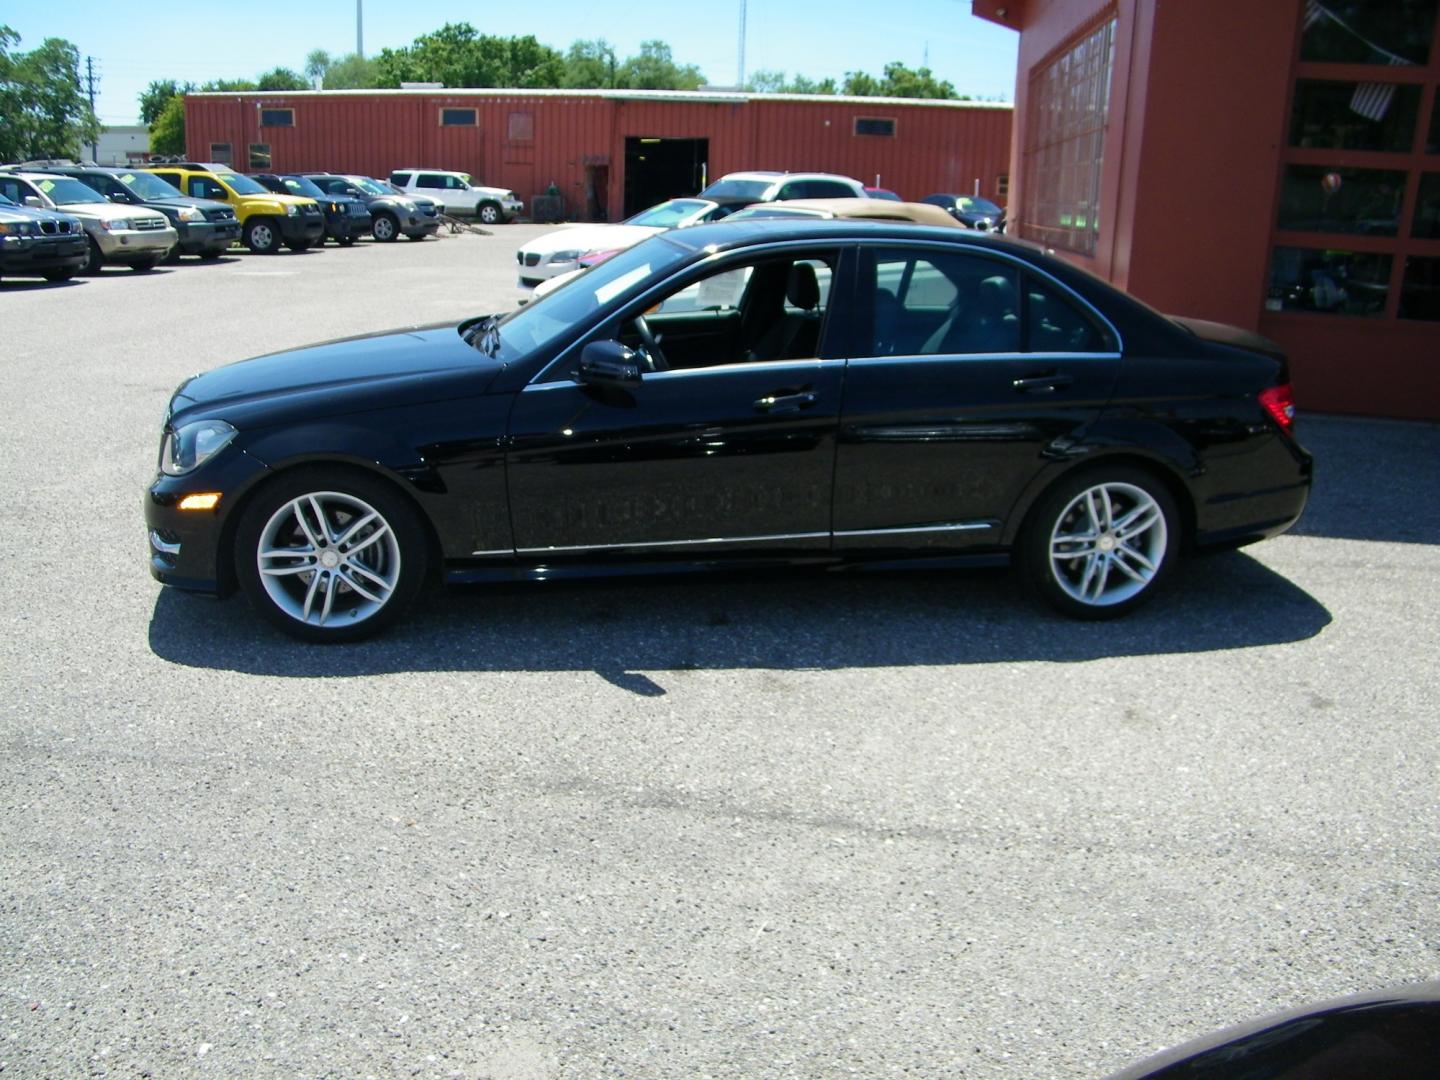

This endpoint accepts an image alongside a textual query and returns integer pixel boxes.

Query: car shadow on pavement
[148,550,1331,688]
[1290,415,1440,544]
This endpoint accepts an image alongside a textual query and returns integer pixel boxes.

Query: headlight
[177,206,205,222]
[161,420,237,476]
[329,202,339,212]
[102,219,133,231]
[286,204,299,216]
[0,221,35,235]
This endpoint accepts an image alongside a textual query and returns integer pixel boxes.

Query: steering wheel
[632,314,669,372]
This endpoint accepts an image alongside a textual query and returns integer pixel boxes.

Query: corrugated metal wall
[185,91,1013,220]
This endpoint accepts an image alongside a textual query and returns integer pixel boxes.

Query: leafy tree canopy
[375,24,565,88]
[749,61,962,100]
[0,26,100,162]
[322,53,380,89]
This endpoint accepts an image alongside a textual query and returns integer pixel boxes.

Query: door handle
[1012,372,1074,393]
[754,391,817,414]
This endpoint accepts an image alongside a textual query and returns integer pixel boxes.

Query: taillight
[1258,383,1296,436]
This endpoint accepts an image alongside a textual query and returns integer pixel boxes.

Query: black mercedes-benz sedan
[144,220,1311,641]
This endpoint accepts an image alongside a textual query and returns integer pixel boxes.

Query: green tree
[149,93,185,155]
[0,27,100,161]
[304,48,331,86]
[255,67,308,91]
[200,78,257,92]
[878,61,957,99]
[322,52,378,89]
[139,78,193,125]
[615,40,704,90]
[561,39,618,88]
[744,70,838,95]
[375,24,564,88]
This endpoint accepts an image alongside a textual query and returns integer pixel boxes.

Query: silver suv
[0,171,176,272]
[388,169,523,224]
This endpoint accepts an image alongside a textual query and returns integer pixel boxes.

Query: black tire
[244,217,282,254]
[81,237,104,275]
[404,231,428,241]
[42,267,77,283]
[130,258,158,272]
[198,251,223,261]
[286,239,312,252]
[234,467,429,643]
[372,211,399,242]
[338,236,356,247]
[1018,466,1179,619]
[477,201,502,225]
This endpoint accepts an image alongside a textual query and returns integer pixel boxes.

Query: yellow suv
[142,162,324,253]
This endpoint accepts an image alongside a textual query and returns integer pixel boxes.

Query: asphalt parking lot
[2,228,1438,1078]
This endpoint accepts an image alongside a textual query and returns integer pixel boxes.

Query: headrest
[787,263,821,310]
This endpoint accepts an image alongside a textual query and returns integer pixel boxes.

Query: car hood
[169,323,505,426]
[520,224,662,257]
[473,185,517,200]
[54,200,161,223]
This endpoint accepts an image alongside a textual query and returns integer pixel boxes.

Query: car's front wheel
[234,469,429,642]
[371,212,399,242]
[245,218,282,254]
[1019,467,1178,619]
[477,201,502,225]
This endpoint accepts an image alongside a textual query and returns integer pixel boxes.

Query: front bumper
[94,225,178,262]
[517,249,581,282]
[402,210,440,237]
[278,213,326,244]
[501,198,524,220]
[176,220,241,254]
[0,233,88,274]
[325,205,374,241]
[145,449,270,595]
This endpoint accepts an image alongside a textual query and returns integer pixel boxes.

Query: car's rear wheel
[1019,467,1178,619]
[338,236,356,247]
[234,469,428,642]
[130,258,158,272]
[372,212,399,242]
[478,202,501,225]
[42,267,77,282]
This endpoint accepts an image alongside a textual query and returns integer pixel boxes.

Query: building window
[996,174,1009,198]
[508,111,534,142]
[854,117,897,137]
[209,143,233,166]
[1269,3,1440,321]
[1020,18,1116,255]
[249,144,272,170]
[440,108,477,127]
[259,108,294,128]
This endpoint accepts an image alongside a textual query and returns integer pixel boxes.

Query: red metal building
[973,0,1440,420]
[183,88,1013,222]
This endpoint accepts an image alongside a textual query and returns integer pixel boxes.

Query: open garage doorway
[623,137,708,217]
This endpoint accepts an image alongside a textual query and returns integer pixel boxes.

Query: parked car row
[0,159,504,282]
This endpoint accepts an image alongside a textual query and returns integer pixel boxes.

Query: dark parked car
[922,193,1006,231]
[303,174,440,242]
[145,219,1311,641]
[37,163,239,258]
[252,173,372,245]
[1105,981,1440,1079]
[0,192,87,282]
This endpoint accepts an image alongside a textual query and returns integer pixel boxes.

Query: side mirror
[109,191,135,204]
[24,196,42,208]
[577,340,642,390]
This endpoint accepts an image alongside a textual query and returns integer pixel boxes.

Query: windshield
[213,171,268,195]
[699,179,773,201]
[33,177,107,205]
[346,176,389,195]
[376,180,406,195]
[281,176,327,199]
[956,196,1002,215]
[726,206,826,220]
[625,199,712,228]
[484,236,690,360]
[115,171,184,200]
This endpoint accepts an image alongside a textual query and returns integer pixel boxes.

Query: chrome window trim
[467,548,514,557]
[862,239,1126,355]
[521,357,845,392]
[847,351,1123,367]
[515,530,829,555]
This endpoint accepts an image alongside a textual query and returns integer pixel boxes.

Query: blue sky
[3,0,1019,126]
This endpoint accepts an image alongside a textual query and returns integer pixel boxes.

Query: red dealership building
[182,88,1012,223]
[974,0,1440,419]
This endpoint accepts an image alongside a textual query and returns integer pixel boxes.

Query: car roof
[736,197,963,227]
[658,216,1037,256]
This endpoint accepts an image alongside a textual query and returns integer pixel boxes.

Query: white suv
[388,169,523,224]
[697,171,867,203]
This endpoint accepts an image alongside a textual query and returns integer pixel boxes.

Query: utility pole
[737,0,747,88]
[84,56,99,162]
[357,0,364,57]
